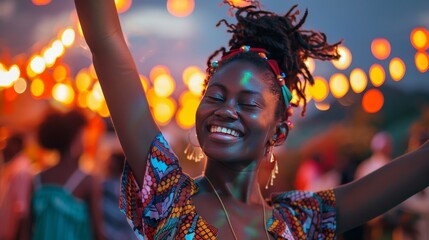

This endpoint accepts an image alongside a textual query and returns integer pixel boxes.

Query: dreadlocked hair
[204,3,341,117]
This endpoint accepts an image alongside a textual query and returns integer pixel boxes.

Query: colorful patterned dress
[120,133,337,239]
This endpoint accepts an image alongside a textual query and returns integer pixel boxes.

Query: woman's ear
[272,121,289,146]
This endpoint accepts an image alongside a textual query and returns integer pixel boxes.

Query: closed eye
[207,96,224,102]
[239,102,262,109]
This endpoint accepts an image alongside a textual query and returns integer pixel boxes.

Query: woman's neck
[203,158,264,204]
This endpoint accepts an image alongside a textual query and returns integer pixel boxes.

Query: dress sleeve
[269,189,336,240]
[119,133,192,239]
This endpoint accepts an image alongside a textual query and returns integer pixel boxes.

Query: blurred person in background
[0,133,33,240]
[101,151,137,240]
[400,116,429,240]
[354,132,412,240]
[29,109,104,240]
[355,132,393,180]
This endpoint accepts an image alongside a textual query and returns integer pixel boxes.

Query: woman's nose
[214,104,239,120]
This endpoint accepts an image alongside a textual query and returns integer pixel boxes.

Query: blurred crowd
[0,107,137,240]
[1,105,429,240]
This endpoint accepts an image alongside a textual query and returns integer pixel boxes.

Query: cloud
[121,7,195,39]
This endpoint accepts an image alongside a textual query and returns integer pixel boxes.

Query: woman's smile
[208,125,243,143]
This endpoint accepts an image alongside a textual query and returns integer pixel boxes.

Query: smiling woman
[73,0,429,239]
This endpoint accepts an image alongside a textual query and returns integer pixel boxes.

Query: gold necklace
[205,175,271,240]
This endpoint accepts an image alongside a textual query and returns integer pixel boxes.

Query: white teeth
[210,125,240,137]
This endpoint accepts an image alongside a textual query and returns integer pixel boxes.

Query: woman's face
[195,60,280,167]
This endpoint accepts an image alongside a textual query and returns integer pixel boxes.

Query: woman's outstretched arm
[74,0,159,186]
[334,140,429,233]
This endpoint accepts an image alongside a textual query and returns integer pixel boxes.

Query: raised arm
[74,0,159,186]
[334,140,429,233]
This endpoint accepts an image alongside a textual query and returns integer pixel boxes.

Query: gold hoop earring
[184,128,205,162]
[265,145,279,189]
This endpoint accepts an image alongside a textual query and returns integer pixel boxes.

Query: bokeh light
[332,46,352,70]
[0,64,20,87]
[415,51,429,73]
[349,68,368,94]
[51,40,65,58]
[304,58,315,74]
[362,89,384,113]
[32,0,51,6]
[167,0,194,17]
[42,47,56,67]
[389,57,406,81]
[75,69,92,92]
[153,97,177,125]
[78,91,89,108]
[154,74,175,97]
[371,38,391,60]
[329,73,349,98]
[53,65,68,82]
[410,27,429,51]
[13,78,27,94]
[314,102,330,111]
[229,0,252,7]
[114,0,132,14]
[30,78,45,97]
[369,64,386,87]
[309,76,329,102]
[188,71,205,96]
[139,74,149,93]
[183,66,202,86]
[52,83,75,105]
[176,91,201,129]
[61,28,75,47]
[29,55,46,74]
[87,82,104,111]
[97,101,110,118]
[150,65,170,82]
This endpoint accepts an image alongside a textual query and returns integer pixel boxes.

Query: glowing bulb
[183,66,202,86]
[154,74,175,97]
[369,64,385,87]
[362,89,384,113]
[349,68,368,94]
[415,51,429,73]
[13,78,27,94]
[153,97,176,125]
[150,65,170,82]
[410,27,429,51]
[52,83,75,105]
[309,77,329,102]
[30,55,46,74]
[61,28,75,47]
[188,71,205,95]
[332,46,352,70]
[389,57,406,81]
[329,73,349,98]
[51,40,65,58]
[167,0,194,17]
[31,78,45,97]
[371,38,391,60]
[32,0,51,5]
[114,0,132,13]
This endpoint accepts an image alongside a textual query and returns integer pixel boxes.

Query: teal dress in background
[32,169,93,240]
